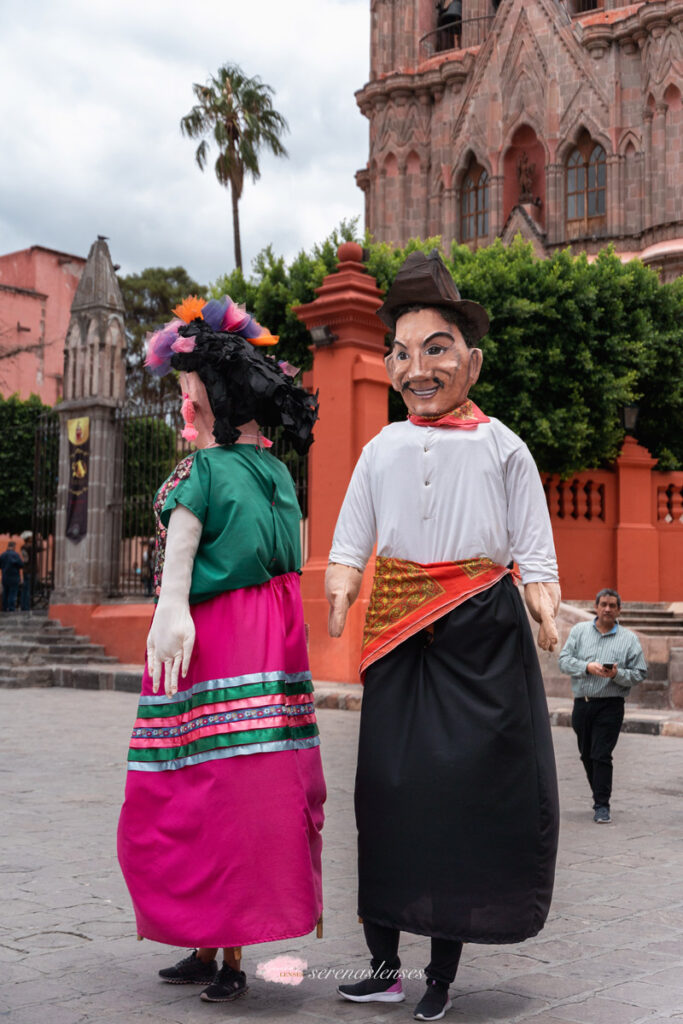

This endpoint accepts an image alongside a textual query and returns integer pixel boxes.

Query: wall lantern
[620,404,639,434]
[309,325,338,347]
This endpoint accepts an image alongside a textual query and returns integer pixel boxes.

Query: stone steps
[0,615,120,687]
[566,600,683,636]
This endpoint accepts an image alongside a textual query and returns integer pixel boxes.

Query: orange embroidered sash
[360,556,512,681]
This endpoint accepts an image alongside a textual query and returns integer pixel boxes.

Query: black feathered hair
[171,319,318,455]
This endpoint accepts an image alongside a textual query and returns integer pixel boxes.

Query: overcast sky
[1,0,369,287]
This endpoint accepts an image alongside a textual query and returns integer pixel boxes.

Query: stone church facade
[355,0,683,280]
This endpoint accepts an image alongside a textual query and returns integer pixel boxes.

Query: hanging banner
[66,417,90,543]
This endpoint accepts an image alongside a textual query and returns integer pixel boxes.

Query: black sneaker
[158,950,217,985]
[593,805,611,823]
[200,963,248,1002]
[338,976,405,1003]
[414,980,452,1021]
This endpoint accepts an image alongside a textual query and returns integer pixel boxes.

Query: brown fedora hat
[376,250,490,342]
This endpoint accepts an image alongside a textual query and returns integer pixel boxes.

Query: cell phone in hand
[602,663,614,671]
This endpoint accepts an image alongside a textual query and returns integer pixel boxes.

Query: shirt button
[425,480,430,487]
[424,446,429,453]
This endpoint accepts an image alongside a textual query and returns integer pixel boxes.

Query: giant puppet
[117,296,325,1005]
[326,252,560,1023]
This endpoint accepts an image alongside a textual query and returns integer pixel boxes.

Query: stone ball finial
[337,241,364,264]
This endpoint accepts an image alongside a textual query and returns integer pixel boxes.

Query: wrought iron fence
[110,400,309,599]
[30,410,60,608]
[109,400,188,598]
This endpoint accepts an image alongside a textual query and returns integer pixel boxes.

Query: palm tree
[180,63,289,270]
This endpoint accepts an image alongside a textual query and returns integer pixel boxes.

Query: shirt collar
[592,617,618,636]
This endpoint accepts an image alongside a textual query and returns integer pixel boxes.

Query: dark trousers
[21,573,32,611]
[364,920,463,987]
[1,579,19,612]
[572,697,624,808]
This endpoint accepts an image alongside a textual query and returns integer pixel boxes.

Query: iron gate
[110,400,309,598]
[30,410,60,608]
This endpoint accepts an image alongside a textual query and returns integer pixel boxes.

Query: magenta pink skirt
[117,571,325,948]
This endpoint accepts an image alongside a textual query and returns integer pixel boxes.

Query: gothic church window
[571,0,603,13]
[460,164,489,243]
[566,141,606,230]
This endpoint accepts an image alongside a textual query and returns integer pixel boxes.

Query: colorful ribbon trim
[360,556,511,681]
[127,668,318,771]
[408,399,490,430]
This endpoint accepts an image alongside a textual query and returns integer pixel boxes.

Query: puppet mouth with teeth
[403,380,444,399]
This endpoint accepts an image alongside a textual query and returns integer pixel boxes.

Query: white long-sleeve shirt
[329,418,558,585]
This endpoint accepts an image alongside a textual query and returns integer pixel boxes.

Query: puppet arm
[325,562,364,638]
[524,581,562,653]
[146,505,202,697]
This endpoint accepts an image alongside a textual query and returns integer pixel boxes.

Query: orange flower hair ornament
[145,295,278,377]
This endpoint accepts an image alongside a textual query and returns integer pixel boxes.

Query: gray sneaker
[593,805,611,823]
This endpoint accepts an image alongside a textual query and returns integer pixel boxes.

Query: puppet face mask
[384,308,482,418]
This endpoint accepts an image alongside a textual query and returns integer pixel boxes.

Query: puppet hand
[146,505,202,696]
[147,604,196,697]
[325,562,363,638]
[525,581,561,653]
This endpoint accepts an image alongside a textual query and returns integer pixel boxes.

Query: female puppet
[117,296,325,1004]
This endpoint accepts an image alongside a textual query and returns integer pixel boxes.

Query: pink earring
[181,393,199,442]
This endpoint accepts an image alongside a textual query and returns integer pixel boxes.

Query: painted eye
[426,345,444,356]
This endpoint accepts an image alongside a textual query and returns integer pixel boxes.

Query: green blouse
[160,445,302,603]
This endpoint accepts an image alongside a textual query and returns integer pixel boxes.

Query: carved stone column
[51,237,126,606]
[642,107,654,229]
[654,102,668,228]
[545,163,563,245]
[489,174,504,239]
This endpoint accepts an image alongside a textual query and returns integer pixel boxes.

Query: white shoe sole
[337,986,405,1003]
[414,996,452,1020]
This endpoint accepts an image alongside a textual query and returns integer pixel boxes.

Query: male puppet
[326,251,561,1022]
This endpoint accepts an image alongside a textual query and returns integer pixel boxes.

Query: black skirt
[356,575,559,944]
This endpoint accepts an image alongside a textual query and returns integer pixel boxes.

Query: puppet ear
[384,350,403,392]
[467,348,483,389]
[180,370,208,409]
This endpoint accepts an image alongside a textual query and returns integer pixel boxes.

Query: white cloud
[0,0,369,284]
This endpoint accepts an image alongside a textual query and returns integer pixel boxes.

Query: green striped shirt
[558,620,647,698]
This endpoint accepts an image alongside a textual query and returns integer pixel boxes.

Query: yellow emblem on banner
[67,417,90,445]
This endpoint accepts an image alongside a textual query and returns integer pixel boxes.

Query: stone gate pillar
[615,435,659,601]
[294,242,389,683]
[51,237,126,606]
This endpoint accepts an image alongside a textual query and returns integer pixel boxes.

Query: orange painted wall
[49,603,151,665]
[543,452,683,603]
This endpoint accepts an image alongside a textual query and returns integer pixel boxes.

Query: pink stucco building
[0,246,85,405]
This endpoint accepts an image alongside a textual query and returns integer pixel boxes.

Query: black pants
[571,697,624,808]
[364,920,463,986]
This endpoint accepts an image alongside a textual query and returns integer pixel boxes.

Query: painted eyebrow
[392,331,455,350]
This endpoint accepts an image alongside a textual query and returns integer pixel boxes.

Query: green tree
[442,239,683,475]
[0,393,52,534]
[180,63,289,270]
[210,218,360,372]
[209,229,683,475]
[118,266,207,405]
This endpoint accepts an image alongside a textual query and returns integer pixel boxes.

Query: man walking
[559,588,647,823]
[326,251,561,1022]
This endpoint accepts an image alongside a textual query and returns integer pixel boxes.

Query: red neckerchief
[408,399,490,430]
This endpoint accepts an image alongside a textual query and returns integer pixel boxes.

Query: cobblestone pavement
[1,689,682,1024]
